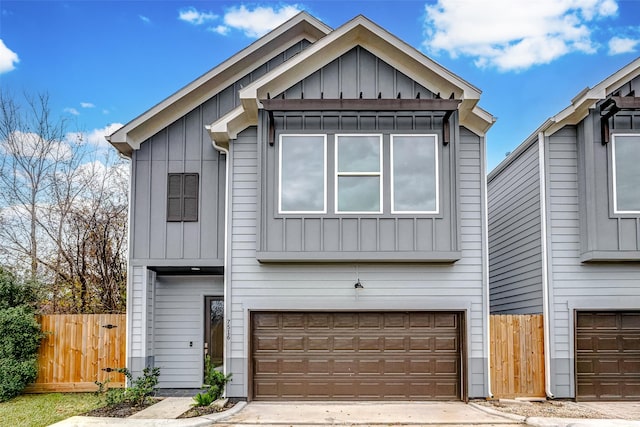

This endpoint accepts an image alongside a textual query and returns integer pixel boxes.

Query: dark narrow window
[167,173,199,221]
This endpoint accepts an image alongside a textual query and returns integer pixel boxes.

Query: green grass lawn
[0,393,104,427]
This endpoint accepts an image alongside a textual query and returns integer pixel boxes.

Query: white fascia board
[544,56,640,137]
[108,12,331,153]
[462,105,496,136]
[229,16,492,140]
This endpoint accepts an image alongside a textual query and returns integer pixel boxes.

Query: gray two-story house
[108,13,495,400]
[488,58,640,401]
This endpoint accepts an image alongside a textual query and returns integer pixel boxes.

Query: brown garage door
[576,311,640,400]
[251,311,462,400]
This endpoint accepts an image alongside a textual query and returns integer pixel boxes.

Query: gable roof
[208,15,495,146]
[107,12,331,156]
[489,56,640,179]
[108,13,494,156]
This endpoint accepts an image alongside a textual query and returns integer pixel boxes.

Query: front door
[204,297,224,369]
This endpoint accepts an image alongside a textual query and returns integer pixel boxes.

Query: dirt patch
[476,399,611,419]
[178,401,236,418]
[83,399,159,418]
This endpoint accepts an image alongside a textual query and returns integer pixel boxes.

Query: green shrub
[0,305,42,402]
[0,268,37,310]
[96,367,160,407]
[192,389,216,407]
[0,357,38,402]
[193,369,232,406]
[205,370,232,401]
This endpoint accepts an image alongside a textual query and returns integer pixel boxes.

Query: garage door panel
[623,337,640,350]
[576,311,640,400]
[621,314,640,329]
[251,311,461,400]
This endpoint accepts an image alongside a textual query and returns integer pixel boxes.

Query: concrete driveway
[215,401,522,426]
[577,401,640,421]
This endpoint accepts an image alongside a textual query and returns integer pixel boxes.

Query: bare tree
[0,90,127,313]
[0,91,70,282]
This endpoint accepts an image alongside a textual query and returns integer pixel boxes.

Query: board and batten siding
[488,140,543,314]
[129,40,312,268]
[546,126,640,398]
[227,125,489,398]
[578,77,640,261]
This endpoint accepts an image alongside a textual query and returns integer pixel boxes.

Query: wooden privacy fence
[490,314,545,398]
[25,314,126,393]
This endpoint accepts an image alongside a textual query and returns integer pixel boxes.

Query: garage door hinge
[102,324,117,329]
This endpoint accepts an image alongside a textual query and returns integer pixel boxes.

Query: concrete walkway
[129,398,195,419]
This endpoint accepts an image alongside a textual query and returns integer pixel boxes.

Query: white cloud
[139,15,151,24]
[423,0,619,71]
[223,4,302,38]
[2,131,73,161]
[209,25,230,36]
[83,123,124,148]
[0,39,19,74]
[608,36,639,55]
[64,107,80,116]
[178,7,218,25]
[81,102,95,108]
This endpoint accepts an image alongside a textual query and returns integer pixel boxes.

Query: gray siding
[256,47,460,262]
[578,74,640,261]
[130,40,312,267]
[546,126,640,398]
[488,141,543,314]
[153,275,223,388]
[227,126,489,398]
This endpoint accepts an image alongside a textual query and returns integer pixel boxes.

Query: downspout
[481,134,493,399]
[208,131,231,383]
[538,131,554,399]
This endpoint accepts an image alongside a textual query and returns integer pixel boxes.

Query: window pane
[337,135,380,172]
[614,135,640,212]
[337,176,380,212]
[392,135,437,212]
[280,135,325,212]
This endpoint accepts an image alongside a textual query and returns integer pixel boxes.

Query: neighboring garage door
[576,311,640,400]
[251,311,462,400]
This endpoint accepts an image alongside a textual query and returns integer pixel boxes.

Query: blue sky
[1,0,639,171]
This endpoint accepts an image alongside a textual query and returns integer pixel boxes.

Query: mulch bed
[83,399,159,418]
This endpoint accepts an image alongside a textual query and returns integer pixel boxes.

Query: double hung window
[336,134,383,213]
[612,134,640,213]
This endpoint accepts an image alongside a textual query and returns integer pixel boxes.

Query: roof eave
[108,12,332,154]
[210,16,492,142]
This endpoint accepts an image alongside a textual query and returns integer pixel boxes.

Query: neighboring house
[108,13,495,400]
[488,58,640,401]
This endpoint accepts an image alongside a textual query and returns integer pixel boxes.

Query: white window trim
[612,133,640,214]
[335,133,383,214]
[278,134,327,214]
[390,134,440,214]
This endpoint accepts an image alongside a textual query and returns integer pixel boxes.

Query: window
[612,134,640,213]
[279,135,326,213]
[167,173,199,221]
[336,134,382,213]
[391,135,438,213]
